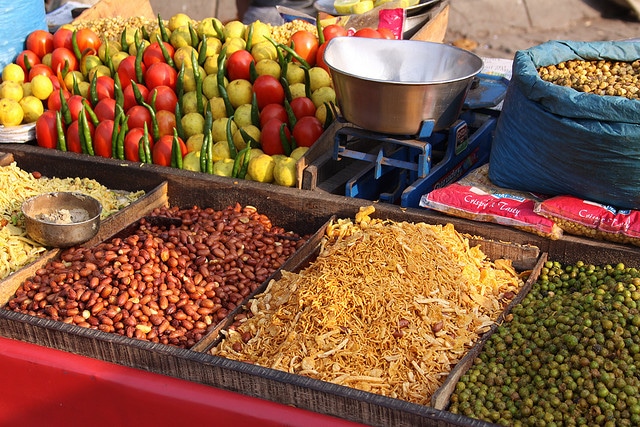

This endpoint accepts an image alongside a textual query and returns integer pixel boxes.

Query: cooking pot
[323,37,484,135]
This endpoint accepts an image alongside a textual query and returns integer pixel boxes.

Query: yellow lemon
[199,37,222,58]
[250,41,277,62]
[209,96,228,120]
[0,98,24,126]
[181,66,204,92]
[273,156,297,187]
[128,39,150,58]
[197,17,223,38]
[233,124,261,151]
[290,146,309,161]
[19,95,44,123]
[247,153,275,183]
[352,0,374,14]
[308,67,332,92]
[233,103,253,128]
[181,91,207,114]
[203,74,224,99]
[98,40,121,62]
[186,133,205,153]
[21,82,32,97]
[182,150,201,171]
[110,51,129,71]
[210,140,232,162]
[255,58,281,79]
[226,79,253,108]
[181,112,205,139]
[222,37,246,56]
[2,63,25,83]
[245,20,271,46]
[286,62,305,85]
[203,54,219,75]
[211,117,237,142]
[30,74,54,101]
[333,0,359,13]
[213,158,235,177]
[0,81,23,102]
[168,13,193,31]
[311,86,337,108]
[289,82,307,99]
[87,65,111,82]
[223,20,246,39]
[173,46,198,70]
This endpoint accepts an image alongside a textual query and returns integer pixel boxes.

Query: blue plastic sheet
[0,0,48,71]
[489,40,640,210]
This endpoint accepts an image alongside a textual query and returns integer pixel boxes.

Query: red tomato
[377,27,396,40]
[290,30,318,67]
[260,118,289,156]
[48,88,70,111]
[289,97,317,120]
[322,25,347,42]
[126,105,152,130]
[292,116,324,147]
[152,134,185,166]
[144,62,178,91]
[315,43,329,73]
[124,127,145,162]
[146,85,178,112]
[143,41,175,68]
[53,27,73,50]
[95,75,115,100]
[15,50,41,74]
[50,47,78,73]
[65,120,94,153]
[66,95,86,122]
[93,120,115,158]
[93,97,117,122]
[253,75,285,110]
[74,28,102,54]
[117,55,145,89]
[35,110,59,149]
[353,28,382,38]
[156,110,177,138]
[259,103,288,128]
[226,49,254,81]
[26,30,54,59]
[123,82,149,112]
[28,64,54,82]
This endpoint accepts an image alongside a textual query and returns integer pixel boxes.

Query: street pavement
[445,0,640,59]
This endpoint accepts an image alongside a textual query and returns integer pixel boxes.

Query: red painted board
[0,337,368,427]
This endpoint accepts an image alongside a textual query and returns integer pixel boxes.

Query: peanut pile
[538,59,640,99]
[5,204,306,349]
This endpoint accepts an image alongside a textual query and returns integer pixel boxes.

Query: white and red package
[535,195,640,246]
[420,165,562,239]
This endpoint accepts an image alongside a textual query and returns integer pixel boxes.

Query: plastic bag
[489,40,640,210]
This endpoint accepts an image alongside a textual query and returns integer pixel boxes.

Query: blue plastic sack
[0,0,48,71]
[489,40,640,210]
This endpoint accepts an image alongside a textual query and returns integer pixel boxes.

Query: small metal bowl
[22,192,102,248]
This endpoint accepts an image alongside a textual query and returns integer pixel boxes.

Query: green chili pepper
[206,130,214,174]
[191,49,204,116]
[245,23,254,52]
[120,27,129,53]
[280,122,292,156]
[135,41,145,85]
[198,34,208,66]
[174,100,185,141]
[78,108,90,155]
[218,83,235,118]
[265,36,287,76]
[250,92,260,128]
[171,128,183,169]
[89,72,99,106]
[239,127,259,149]
[104,44,115,75]
[130,80,145,106]
[303,66,312,99]
[188,22,199,48]
[71,30,83,62]
[22,53,33,73]
[158,14,170,43]
[142,100,160,141]
[323,101,336,130]
[284,98,297,128]
[58,89,72,126]
[249,61,259,83]
[204,100,213,135]
[200,129,210,173]
[116,114,128,160]
[226,114,238,159]
[316,19,325,45]
[142,122,152,163]
[141,25,150,41]
[55,110,67,152]
[71,73,81,96]
[176,62,185,107]
[111,107,123,158]
[281,42,310,69]
[280,74,293,103]
[232,146,252,179]
[155,34,175,67]
[114,72,124,110]
[212,18,225,42]
[216,46,227,88]
[82,99,100,127]
[138,131,145,163]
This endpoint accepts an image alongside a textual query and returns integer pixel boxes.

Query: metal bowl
[22,192,102,248]
[323,37,484,135]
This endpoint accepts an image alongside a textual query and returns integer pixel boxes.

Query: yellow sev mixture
[212,206,524,405]
[0,162,144,280]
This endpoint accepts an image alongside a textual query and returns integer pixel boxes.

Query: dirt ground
[444,0,640,59]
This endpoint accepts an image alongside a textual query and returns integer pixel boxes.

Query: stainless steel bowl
[22,192,102,248]
[323,37,484,135]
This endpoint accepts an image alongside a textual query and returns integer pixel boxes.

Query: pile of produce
[212,206,524,405]
[0,12,398,187]
[0,161,144,280]
[448,260,640,426]
[5,204,307,349]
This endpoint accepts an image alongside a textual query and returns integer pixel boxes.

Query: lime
[352,0,374,14]
[181,112,205,139]
[333,0,359,14]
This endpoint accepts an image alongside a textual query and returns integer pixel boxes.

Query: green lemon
[182,151,201,171]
